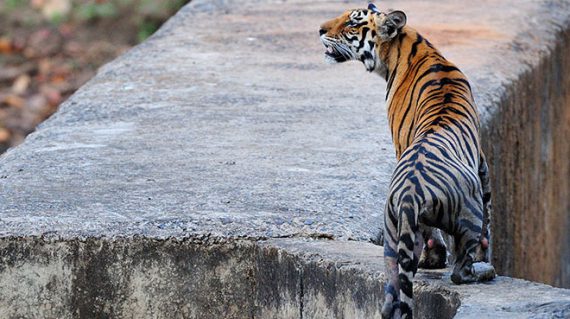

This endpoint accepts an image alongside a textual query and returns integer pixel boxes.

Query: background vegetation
[0,0,190,153]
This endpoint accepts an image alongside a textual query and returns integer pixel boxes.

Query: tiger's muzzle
[320,35,351,64]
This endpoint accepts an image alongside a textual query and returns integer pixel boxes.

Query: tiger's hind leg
[382,202,401,319]
[382,200,424,319]
[450,207,495,284]
[418,226,447,269]
[475,153,492,263]
[398,227,423,319]
[389,197,422,319]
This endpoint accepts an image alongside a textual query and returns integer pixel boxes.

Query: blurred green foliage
[76,2,119,21]
[5,0,27,9]
[75,0,190,41]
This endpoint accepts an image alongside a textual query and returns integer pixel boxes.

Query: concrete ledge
[482,23,570,287]
[2,237,568,318]
[1,0,570,317]
[262,239,570,319]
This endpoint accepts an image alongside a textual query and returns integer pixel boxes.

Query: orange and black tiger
[320,3,495,319]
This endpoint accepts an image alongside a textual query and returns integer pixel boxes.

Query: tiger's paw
[418,239,447,269]
[451,262,495,284]
[474,237,490,263]
[381,300,401,319]
[472,262,495,282]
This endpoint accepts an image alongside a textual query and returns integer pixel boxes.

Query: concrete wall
[2,236,566,318]
[0,237,259,318]
[484,27,570,288]
[0,237,461,319]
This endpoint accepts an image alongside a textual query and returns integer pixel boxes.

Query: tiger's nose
[319,28,327,36]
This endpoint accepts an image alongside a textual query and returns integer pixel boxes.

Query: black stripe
[392,56,432,137]
[385,35,404,98]
[417,64,460,80]
[409,33,424,63]
[400,302,413,317]
[398,273,413,297]
[458,218,483,234]
[399,233,415,253]
[358,27,369,50]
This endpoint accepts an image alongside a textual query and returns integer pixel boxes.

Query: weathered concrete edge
[263,238,570,319]
[2,235,569,318]
[462,0,570,287]
[0,235,457,319]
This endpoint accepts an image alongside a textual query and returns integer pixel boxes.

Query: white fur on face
[364,58,376,72]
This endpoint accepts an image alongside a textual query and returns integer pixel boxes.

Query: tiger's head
[319,3,406,73]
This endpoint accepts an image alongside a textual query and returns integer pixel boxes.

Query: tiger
[319,3,495,319]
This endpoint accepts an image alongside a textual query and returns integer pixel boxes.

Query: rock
[11,74,31,95]
[40,0,71,21]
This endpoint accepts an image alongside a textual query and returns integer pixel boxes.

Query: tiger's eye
[345,20,357,28]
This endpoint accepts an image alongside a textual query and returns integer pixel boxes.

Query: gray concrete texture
[482,22,570,287]
[1,237,569,318]
[1,0,570,317]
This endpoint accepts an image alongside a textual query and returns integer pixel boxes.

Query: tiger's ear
[378,10,407,40]
[368,3,380,13]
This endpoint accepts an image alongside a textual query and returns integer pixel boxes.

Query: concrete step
[1,237,568,318]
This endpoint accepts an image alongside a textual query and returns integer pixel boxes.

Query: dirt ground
[0,0,189,153]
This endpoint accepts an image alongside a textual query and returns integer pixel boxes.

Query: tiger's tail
[382,194,422,319]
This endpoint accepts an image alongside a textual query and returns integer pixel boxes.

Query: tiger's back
[384,27,481,165]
